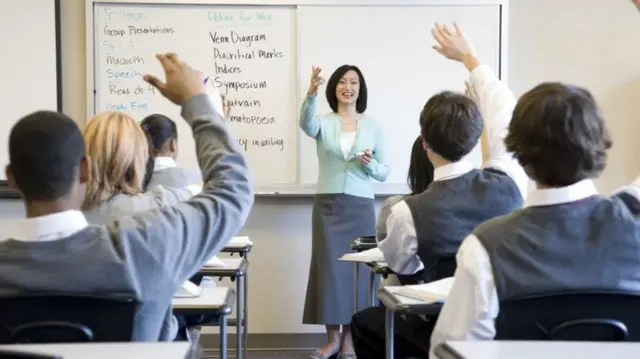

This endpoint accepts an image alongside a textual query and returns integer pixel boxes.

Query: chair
[0,293,136,344]
[495,290,640,341]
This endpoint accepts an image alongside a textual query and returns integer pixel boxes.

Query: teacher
[300,65,389,359]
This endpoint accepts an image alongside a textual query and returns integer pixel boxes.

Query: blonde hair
[82,111,149,208]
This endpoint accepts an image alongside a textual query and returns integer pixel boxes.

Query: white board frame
[85,0,509,196]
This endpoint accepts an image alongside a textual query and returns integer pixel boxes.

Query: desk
[221,236,254,257]
[0,343,191,359]
[435,341,640,359]
[173,286,234,359]
[350,237,378,312]
[377,286,443,359]
[198,257,248,359]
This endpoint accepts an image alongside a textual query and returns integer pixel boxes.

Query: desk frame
[350,239,378,312]
[204,246,252,359]
[174,288,235,359]
[377,287,443,359]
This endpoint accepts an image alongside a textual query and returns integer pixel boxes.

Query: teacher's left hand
[360,149,373,165]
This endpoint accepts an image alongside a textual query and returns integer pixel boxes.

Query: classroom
[2,0,640,358]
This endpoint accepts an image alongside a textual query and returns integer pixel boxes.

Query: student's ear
[169,138,178,154]
[5,165,17,190]
[78,156,90,184]
[421,137,429,152]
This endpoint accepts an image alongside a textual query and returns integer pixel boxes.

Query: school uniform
[429,179,640,358]
[351,65,529,358]
[300,95,390,325]
[376,195,405,288]
[146,156,202,189]
[0,94,253,341]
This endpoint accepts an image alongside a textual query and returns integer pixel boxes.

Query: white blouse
[340,131,356,159]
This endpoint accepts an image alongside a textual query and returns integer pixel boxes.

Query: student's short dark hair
[408,136,434,195]
[9,111,85,201]
[140,113,177,151]
[420,91,483,162]
[325,65,368,114]
[505,83,612,187]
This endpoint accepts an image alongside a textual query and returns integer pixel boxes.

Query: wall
[1,0,639,335]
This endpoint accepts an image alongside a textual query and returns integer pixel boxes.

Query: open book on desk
[339,247,385,263]
[174,280,203,298]
[203,255,227,268]
[395,277,454,304]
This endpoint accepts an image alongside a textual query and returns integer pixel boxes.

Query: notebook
[395,277,454,304]
[204,255,227,268]
[229,236,253,246]
[174,280,202,298]
[339,247,385,263]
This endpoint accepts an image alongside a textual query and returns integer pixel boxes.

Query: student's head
[326,65,368,113]
[7,111,89,210]
[140,113,178,159]
[505,83,612,188]
[419,91,483,165]
[82,111,150,208]
[407,136,434,195]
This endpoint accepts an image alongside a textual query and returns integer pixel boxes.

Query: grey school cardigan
[0,94,254,341]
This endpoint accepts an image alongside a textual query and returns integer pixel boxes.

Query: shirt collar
[3,210,89,242]
[154,156,177,171]
[433,160,475,181]
[525,179,598,207]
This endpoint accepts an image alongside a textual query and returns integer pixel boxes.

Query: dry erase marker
[356,151,365,156]
[204,76,209,85]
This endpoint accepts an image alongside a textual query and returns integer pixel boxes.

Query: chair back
[495,290,640,342]
[0,293,136,344]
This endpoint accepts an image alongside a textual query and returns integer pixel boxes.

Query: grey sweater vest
[405,168,523,283]
[474,193,640,301]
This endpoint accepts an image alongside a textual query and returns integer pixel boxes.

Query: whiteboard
[0,0,61,184]
[87,0,508,195]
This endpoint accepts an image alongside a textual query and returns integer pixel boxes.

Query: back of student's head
[82,111,149,208]
[505,83,612,187]
[140,113,177,156]
[420,91,483,162]
[8,111,86,202]
[407,136,434,194]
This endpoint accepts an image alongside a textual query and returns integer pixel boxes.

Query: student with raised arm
[348,23,528,359]
[0,53,253,341]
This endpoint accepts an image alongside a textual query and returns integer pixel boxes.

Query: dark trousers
[351,306,435,359]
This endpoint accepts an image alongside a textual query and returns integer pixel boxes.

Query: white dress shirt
[2,210,89,242]
[429,178,640,358]
[154,156,178,171]
[377,65,529,276]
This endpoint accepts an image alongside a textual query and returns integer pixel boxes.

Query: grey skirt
[303,193,376,325]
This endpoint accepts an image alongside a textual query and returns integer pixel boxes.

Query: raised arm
[432,22,528,198]
[117,53,254,288]
[300,66,326,138]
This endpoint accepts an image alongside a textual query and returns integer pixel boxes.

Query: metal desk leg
[385,308,394,359]
[368,270,375,307]
[243,253,249,359]
[236,276,243,359]
[354,262,360,313]
[220,314,228,359]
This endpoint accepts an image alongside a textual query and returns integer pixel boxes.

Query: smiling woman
[300,65,389,359]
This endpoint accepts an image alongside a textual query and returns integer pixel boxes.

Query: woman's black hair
[325,65,368,114]
[142,130,155,191]
[407,136,434,195]
[140,113,177,152]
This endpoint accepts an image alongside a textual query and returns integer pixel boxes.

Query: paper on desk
[174,280,202,298]
[204,255,227,268]
[229,236,253,246]
[339,247,385,263]
[396,277,454,304]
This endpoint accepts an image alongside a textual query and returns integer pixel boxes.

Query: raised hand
[307,66,325,97]
[221,95,232,119]
[431,22,480,71]
[633,0,640,10]
[143,53,206,105]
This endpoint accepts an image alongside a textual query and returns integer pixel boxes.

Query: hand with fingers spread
[307,66,325,97]
[143,53,206,105]
[431,22,480,72]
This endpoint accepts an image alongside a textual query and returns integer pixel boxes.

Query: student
[428,56,640,359]
[141,113,202,189]
[0,53,253,341]
[81,111,200,225]
[348,23,529,358]
[376,135,434,287]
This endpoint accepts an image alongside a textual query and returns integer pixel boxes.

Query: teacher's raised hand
[307,66,326,97]
[431,22,480,72]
